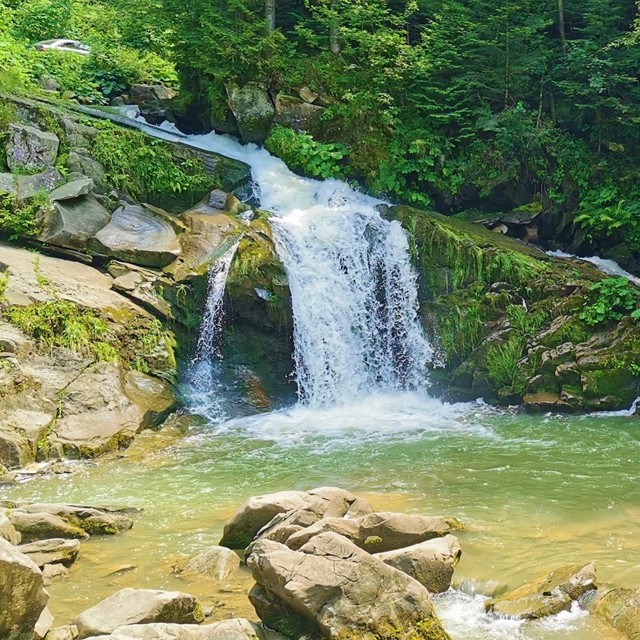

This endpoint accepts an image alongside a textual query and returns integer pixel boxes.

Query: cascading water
[128,118,434,407]
[183,242,238,419]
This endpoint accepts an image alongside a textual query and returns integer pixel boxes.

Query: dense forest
[1,0,640,264]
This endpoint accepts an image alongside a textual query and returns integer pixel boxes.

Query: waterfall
[184,243,238,418]
[129,118,434,407]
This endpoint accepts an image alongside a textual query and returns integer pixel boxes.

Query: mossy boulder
[595,587,640,640]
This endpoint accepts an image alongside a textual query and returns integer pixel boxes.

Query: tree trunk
[330,0,341,54]
[558,0,567,50]
[265,0,276,33]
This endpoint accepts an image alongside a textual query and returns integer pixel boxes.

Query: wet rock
[595,586,640,640]
[247,532,451,640]
[8,510,89,543]
[72,588,204,638]
[6,123,59,172]
[123,370,179,429]
[129,85,177,125]
[17,504,133,536]
[42,562,70,584]
[285,511,462,553]
[38,195,111,251]
[91,203,181,268]
[485,562,597,619]
[227,82,275,144]
[523,392,574,413]
[49,177,94,201]
[0,537,50,640]
[19,538,81,568]
[102,619,279,639]
[220,487,372,550]
[376,534,462,593]
[178,545,241,583]
[0,508,21,544]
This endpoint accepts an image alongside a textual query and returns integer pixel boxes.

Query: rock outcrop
[595,586,640,640]
[19,538,81,568]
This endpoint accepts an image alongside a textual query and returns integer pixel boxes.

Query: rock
[0,172,17,195]
[274,94,325,136]
[220,487,372,550]
[42,563,70,584]
[91,203,181,268]
[0,428,33,469]
[35,607,55,639]
[101,618,278,639]
[207,190,228,210]
[247,532,451,640]
[129,85,177,125]
[39,505,135,535]
[66,153,108,192]
[40,77,61,92]
[0,509,21,544]
[123,370,178,428]
[6,124,59,172]
[227,83,275,144]
[523,392,573,413]
[45,626,79,640]
[286,511,461,554]
[0,537,50,640]
[485,562,597,619]
[38,195,112,251]
[15,167,64,199]
[298,87,319,104]
[19,538,81,568]
[178,545,241,583]
[49,177,94,201]
[376,534,462,593]
[595,586,640,640]
[72,588,204,638]
[8,510,89,543]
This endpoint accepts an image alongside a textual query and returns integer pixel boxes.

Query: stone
[274,94,325,136]
[0,537,50,640]
[8,510,89,543]
[123,370,178,429]
[45,626,79,640]
[595,587,640,640]
[103,619,278,639]
[49,177,94,201]
[208,190,228,210]
[227,82,275,144]
[247,532,451,640]
[286,511,462,554]
[0,172,17,195]
[19,538,80,568]
[91,203,181,268]
[72,588,204,638]
[178,545,241,583]
[0,428,33,469]
[17,505,135,536]
[220,487,372,550]
[6,124,59,172]
[485,562,597,619]
[298,87,319,104]
[0,508,22,544]
[38,195,112,250]
[43,563,70,584]
[35,607,55,639]
[15,167,65,200]
[66,153,108,192]
[376,534,462,594]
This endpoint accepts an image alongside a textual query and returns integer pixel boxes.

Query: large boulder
[15,167,64,200]
[376,534,462,593]
[274,94,326,137]
[72,589,204,638]
[0,537,50,640]
[66,152,108,192]
[177,545,241,583]
[0,509,21,544]
[38,195,112,251]
[247,532,451,640]
[19,538,80,568]
[285,511,462,554]
[129,84,177,125]
[219,487,372,550]
[595,587,640,639]
[227,83,275,144]
[6,124,59,172]
[91,203,181,268]
[485,562,597,619]
[8,510,89,543]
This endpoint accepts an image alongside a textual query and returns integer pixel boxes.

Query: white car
[35,39,91,55]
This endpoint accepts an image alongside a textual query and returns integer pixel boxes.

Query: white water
[129,117,433,405]
[547,249,640,286]
[184,243,238,419]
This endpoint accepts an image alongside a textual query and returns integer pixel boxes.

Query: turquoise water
[4,394,638,639]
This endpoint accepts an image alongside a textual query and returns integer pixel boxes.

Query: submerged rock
[19,538,81,568]
[595,586,640,639]
[177,545,241,583]
[285,511,462,553]
[485,562,597,619]
[376,534,462,593]
[247,531,451,640]
[220,487,372,549]
[0,537,50,640]
[72,588,204,638]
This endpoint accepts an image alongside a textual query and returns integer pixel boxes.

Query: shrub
[579,277,640,326]
[0,191,51,238]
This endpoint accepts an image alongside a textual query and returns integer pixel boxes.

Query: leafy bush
[0,191,51,238]
[579,277,640,326]
[485,334,527,393]
[265,125,349,180]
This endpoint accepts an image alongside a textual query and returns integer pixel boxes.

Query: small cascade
[184,243,238,419]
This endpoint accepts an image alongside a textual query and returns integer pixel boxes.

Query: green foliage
[91,125,215,200]
[485,334,527,393]
[4,299,118,360]
[0,269,8,301]
[0,191,51,238]
[265,125,348,179]
[579,277,640,326]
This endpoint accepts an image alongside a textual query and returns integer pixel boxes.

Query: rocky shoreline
[2,487,639,640]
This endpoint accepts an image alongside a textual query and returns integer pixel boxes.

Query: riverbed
[4,393,637,639]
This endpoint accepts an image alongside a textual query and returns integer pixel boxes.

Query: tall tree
[265,0,276,32]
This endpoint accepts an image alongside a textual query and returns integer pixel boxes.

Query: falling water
[184,243,238,419]
[126,116,434,406]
